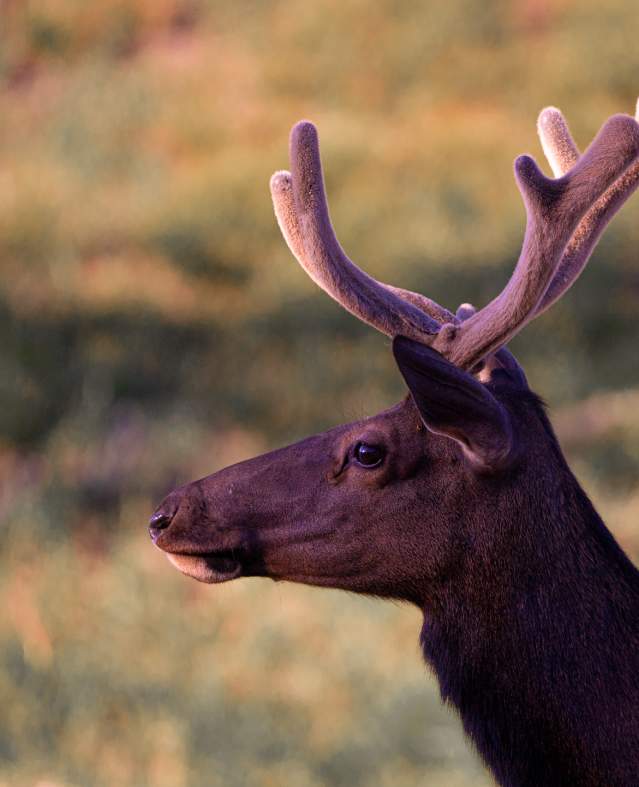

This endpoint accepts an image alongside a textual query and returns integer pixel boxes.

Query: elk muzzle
[149,485,248,584]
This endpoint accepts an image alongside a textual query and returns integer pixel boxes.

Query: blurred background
[2,1,639,785]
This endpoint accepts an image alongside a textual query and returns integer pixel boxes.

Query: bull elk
[150,102,639,786]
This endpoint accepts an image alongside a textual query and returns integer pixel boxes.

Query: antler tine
[434,113,639,369]
[534,102,639,317]
[270,121,454,339]
[537,106,580,177]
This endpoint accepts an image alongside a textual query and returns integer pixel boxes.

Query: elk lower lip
[164,551,242,584]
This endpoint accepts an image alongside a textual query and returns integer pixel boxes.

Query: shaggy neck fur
[420,398,639,787]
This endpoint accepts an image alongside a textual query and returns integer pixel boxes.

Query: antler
[534,101,639,317]
[271,108,639,371]
[269,123,455,343]
[435,112,639,367]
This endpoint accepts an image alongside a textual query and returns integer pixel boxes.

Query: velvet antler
[269,124,455,340]
[271,106,639,370]
[534,102,639,316]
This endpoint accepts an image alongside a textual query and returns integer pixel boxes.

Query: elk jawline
[165,551,242,584]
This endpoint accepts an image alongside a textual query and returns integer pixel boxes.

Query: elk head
[150,104,639,607]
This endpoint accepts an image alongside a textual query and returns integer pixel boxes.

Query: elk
[149,102,639,786]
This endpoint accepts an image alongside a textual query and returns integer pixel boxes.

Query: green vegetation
[1,1,639,784]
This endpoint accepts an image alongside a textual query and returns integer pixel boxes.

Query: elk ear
[392,336,515,472]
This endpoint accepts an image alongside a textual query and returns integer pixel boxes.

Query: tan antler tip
[537,105,563,132]
[270,170,292,193]
[537,106,579,177]
[270,169,305,262]
[635,97,639,121]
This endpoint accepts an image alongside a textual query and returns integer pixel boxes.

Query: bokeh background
[2,1,639,785]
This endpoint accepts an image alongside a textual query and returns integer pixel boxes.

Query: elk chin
[165,552,242,584]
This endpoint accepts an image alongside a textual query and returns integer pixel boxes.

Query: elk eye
[354,442,385,468]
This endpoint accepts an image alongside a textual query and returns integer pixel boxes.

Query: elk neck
[418,395,639,786]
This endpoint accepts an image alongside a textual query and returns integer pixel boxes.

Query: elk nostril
[150,511,172,529]
[148,509,175,540]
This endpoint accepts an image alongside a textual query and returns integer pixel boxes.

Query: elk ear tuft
[392,336,515,473]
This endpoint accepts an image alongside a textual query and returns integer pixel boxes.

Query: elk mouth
[163,550,243,584]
